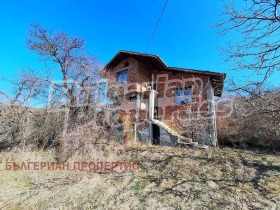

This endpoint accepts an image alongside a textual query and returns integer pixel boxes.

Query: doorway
[152,124,160,145]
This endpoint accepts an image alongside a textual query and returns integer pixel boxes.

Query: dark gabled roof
[106,50,167,70]
[105,50,226,96]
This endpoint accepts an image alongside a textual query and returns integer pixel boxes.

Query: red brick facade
[102,51,226,144]
[104,57,212,123]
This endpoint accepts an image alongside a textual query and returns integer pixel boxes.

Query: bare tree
[217,0,280,106]
[0,23,132,153]
[217,89,280,148]
[218,0,280,80]
[26,23,103,119]
[0,23,110,150]
[215,0,280,147]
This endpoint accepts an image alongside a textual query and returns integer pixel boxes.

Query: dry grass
[0,145,279,209]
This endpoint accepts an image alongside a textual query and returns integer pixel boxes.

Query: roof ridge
[119,50,160,57]
[105,50,167,68]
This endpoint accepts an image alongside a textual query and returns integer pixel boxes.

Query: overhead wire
[144,0,169,53]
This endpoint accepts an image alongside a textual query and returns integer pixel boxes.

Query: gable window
[124,61,129,67]
[117,70,128,82]
[175,87,192,104]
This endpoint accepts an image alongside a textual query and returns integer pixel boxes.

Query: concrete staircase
[151,119,196,146]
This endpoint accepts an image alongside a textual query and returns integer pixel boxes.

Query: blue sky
[0,0,279,97]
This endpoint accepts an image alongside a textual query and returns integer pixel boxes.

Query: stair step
[151,119,193,144]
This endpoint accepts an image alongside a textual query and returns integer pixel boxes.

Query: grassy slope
[0,145,279,209]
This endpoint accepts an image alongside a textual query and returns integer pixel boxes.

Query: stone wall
[159,127,179,147]
[136,123,179,147]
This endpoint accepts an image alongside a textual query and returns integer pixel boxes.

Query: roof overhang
[167,67,226,97]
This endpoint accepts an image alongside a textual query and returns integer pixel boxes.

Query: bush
[217,91,280,149]
[0,106,65,150]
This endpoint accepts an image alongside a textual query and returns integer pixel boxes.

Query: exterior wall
[137,125,150,144]
[102,57,152,84]
[104,56,214,144]
[159,127,179,147]
[102,57,152,115]
[136,121,179,146]
[153,71,210,125]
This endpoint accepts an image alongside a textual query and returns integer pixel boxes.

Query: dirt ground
[0,145,279,209]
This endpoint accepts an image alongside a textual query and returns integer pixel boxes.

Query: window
[129,96,137,101]
[117,71,128,82]
[124,61,129,67]
[175,87,192,104]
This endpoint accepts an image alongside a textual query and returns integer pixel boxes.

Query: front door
[152,124,160,145]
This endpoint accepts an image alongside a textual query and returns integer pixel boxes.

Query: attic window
[124,61,129,67]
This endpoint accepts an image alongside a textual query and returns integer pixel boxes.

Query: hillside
[0,145,279,209]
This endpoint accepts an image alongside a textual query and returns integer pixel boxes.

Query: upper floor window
[117,70,128,82]
[175,87,192,104]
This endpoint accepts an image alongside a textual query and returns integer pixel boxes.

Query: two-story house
[102,50,226,147]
